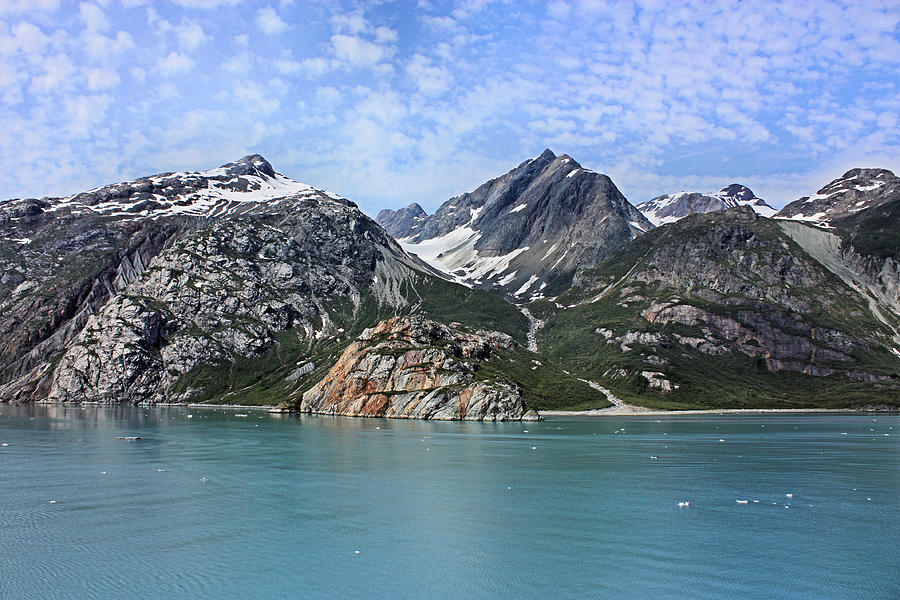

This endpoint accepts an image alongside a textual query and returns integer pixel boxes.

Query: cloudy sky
[1,0,898,215]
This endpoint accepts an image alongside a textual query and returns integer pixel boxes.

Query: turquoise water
[1,405,897,599]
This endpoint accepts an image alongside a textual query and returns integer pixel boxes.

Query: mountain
[381,149,653,301]
[3,154,897,414]
[531,205,900,409]
[776,168,898,223]
[2,155,592,419]
[375,203,427,238]
[638,183,777,226]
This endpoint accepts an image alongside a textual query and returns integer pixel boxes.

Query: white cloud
[169,0,241,7]
[374,26,398,44]
[332,11,368,35]
[156,51,195,76]
[79,2,109,32]
[83,30,134,59]
[65,93,111,137]
[30,53,76,94]
[176,19,209,51]
[0,0,60,16]
[405,54,451,96]
[256,7,289,35]
[331,34,388,67]
[223,52,253,74]
[85,66,119,90]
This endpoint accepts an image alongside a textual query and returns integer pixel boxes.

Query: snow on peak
[638,184,776,225]
[42,156,338,220]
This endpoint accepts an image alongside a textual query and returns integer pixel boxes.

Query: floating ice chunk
[786,493,793,498]
[678,501,690,507]
[736,500,749,504]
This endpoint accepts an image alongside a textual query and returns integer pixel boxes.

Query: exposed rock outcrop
[299,315,541,421]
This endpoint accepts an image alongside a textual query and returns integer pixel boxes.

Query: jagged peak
[221,154,276,178]
[537,148,556,161]
[719,183,755,199]
[838,167,895,181]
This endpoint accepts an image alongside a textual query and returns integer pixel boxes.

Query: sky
[1,0,899,216]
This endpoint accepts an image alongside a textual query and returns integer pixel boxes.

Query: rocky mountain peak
[224,154,277,178]
[719,183,755,202]
[537,148,557,162]
[375,202,428,238]
[776,167,899,223]
[395,150,652,299]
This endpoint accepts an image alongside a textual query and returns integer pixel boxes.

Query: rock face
[776,168,898,223]
[0,155,527,408]
[376,203,427,238]
[537,205,900,407]
[637,184,777,226]
[300,315,541,421]
[388,149,653,300]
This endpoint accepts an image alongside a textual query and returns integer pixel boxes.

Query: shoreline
[537,407,891,417]
[24,401,898,417]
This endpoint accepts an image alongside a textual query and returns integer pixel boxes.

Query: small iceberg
[736,500,749,504]
[678,501,690,507]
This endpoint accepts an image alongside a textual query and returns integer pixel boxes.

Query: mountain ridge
[637,183,777,226]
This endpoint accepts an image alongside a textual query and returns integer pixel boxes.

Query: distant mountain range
[637,184,777,226]
[2,151,897,415]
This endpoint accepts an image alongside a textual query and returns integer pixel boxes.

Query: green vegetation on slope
[832,198,900,263]
[531,211,900,410]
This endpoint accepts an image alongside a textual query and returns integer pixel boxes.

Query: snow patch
[508,203,528,214]
[514,274,540,297]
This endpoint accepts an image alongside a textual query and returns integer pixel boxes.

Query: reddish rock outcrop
[299,315,541,421]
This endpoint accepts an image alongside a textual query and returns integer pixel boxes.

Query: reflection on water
[1,404,898,600]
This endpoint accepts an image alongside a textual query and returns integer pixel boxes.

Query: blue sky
[1,0,898,215]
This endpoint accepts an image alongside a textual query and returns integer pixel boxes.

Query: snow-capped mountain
[0,154,522,410]
[776,168,898,223]
[7,154,342,221]
[380,149,653,300]
[637,183,777,226]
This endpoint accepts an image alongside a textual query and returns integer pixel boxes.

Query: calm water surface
[1,405,897,599]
